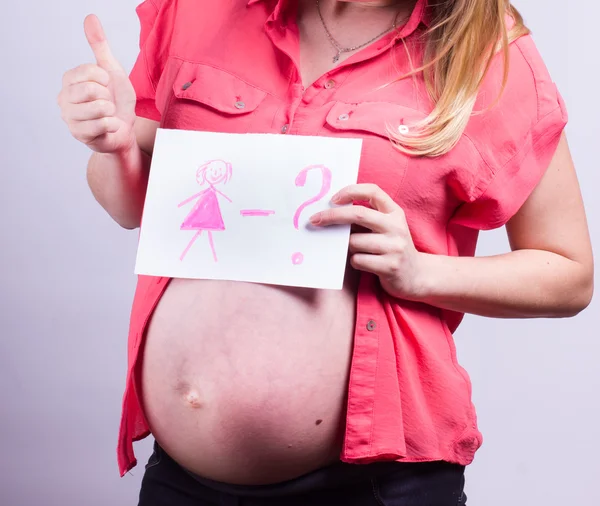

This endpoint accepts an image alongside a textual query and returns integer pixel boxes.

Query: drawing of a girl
[178,159,232,262]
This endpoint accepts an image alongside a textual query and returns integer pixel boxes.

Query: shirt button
[181,81,193,90]
[234,100,246,110]
[281,124,289,134]
[338,113,350,121]
[325,79,336,89]
[366,320,377,332]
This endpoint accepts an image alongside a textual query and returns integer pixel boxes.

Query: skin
[57,0,593,320]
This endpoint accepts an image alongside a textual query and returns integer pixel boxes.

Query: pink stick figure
[178,160,233,262]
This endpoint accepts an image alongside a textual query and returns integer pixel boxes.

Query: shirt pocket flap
[325,101,427,138]
[172,61,268,114]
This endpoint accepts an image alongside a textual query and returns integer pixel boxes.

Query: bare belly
[139,269,359,485]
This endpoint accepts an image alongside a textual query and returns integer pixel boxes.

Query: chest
[295,1,370,88]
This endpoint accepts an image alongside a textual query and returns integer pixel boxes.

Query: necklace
[316,0,398,63]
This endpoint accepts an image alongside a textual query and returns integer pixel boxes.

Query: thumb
[84,14,122,72]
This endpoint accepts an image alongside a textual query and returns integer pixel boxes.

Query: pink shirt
[117,0,567,477]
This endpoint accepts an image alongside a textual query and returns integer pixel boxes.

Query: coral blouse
[116,0,567,477]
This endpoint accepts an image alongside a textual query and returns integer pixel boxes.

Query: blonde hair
[394,0,530,156]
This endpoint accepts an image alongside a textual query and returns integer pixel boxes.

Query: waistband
[155,442,459,498]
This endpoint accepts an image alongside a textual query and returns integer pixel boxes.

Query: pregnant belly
[139,273,358,485]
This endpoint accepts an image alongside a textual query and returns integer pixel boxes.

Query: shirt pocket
[160,60,269,133]
[321,101,426,203]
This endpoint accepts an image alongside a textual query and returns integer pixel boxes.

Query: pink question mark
[292,164,332,265]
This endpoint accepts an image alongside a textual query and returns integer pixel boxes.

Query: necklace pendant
[333,53,340,63]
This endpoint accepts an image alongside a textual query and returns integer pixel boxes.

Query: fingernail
[309,213,321,225]
[331,193,340,203]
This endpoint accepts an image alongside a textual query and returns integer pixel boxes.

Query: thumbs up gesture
[58,15,137,154]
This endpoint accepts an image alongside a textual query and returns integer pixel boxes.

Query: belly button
[175,381,203,409]
[184,391,203,408]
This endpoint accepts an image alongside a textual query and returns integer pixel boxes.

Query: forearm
[86,142,151,229]
[416,250,593,318]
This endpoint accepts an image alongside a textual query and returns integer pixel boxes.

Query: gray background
[1,1,597,505]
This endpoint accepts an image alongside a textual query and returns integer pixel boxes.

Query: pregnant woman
[57,0,593,504]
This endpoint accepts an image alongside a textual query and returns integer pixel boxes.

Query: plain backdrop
[1,1,598,505]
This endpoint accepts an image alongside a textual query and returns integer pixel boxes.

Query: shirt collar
[409,0,431,29]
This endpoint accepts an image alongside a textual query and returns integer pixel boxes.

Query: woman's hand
[309,184,427,300]
[57,14,137,155]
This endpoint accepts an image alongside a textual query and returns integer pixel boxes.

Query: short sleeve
[128,0,171,122]
[450,34,568,230]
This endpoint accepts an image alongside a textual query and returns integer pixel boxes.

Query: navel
[175,380,203,409]
[184,390,203,408]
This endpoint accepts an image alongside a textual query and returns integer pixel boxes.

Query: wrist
[406,252,441,303]
[114,133,141,165]
[111,136,148,185]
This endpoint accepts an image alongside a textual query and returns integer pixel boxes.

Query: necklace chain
[316,0,397,63]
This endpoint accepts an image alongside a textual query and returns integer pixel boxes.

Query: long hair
[393,0,529,156]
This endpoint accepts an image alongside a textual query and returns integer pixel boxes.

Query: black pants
[138,442,468,506]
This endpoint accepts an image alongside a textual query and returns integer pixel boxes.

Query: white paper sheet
[135,128,362,289]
